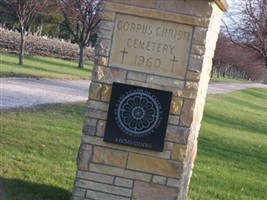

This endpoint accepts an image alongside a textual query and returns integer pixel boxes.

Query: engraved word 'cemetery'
[110,13,193,79]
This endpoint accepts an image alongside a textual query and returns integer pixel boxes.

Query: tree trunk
[210,65,214,78]
[78,45,84,68]
[19,23,25,65]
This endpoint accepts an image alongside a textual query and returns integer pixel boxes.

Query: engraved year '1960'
[134,55,161,69]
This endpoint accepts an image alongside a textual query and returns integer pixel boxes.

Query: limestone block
[75,179,132,197]
[185,81,199,91]
[89,83,102,100]
[164,142,174,151]
[111,0,158,9]
[94,56,109,66]
[115,177,134,188]
[165,125,190,144]
[126,80,173,92]
[85,108,107,120]
[99,10,116,21]
[82,124,96,136]
[159,0,212,18]
[173,89,198,100]
[87,100,109,111]
[167,178,180,188]
[168,115,180,125]
[186,71,201,81]
[193,27,208,45]
[99,20,114,31]
[171,144,188,162]
[93,66,127,84]
[180,99,195,127]
[127,71,147,82]
[82,117,97,135]
[83,117,98,127]
[101,84,112,102]
[191,45,205,56]
[82,135,171,159]
[152,175,167,185]
[188,54,204,73]
[146,75,184,89]
[93,146,128,167]
[96,120,106,137]
[77,144,92,171]
[90,163,152,182]
[72,187,86,198]
[170,97,183,115]
[77,170,114,184]
[86,190,130,200]
[105,2,209,27]
[72,196,85,200]
[127,153,183,177]
[95,38,111,57]
[132,181,179,200]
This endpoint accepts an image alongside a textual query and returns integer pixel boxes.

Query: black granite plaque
[104,82,172,152]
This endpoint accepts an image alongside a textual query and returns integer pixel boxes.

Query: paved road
[0,78,266,110]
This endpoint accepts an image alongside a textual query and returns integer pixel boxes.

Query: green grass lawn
[210,76,252,84]
[0,103,86,200]
[0,52,93,80]
[188,88,267,200]
[0,89,266,200]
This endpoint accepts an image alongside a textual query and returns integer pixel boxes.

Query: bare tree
[214,33,267,82]
[59,0,103,68]
[223,0,267,68]
[3,0,55,65]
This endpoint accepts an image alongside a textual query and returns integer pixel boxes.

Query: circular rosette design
[116,91,161,137]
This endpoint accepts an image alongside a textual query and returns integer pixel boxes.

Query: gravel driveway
[207,82,267,94]
[0,78,266,110]
[0,78,90,110]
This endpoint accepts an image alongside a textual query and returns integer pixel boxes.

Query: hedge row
[0,28,94,60]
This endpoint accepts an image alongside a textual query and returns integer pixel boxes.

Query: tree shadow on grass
[0,178,71,200]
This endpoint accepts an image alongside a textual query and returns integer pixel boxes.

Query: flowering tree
[59,0,104,68]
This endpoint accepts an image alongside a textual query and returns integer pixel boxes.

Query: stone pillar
[72,0,228,199]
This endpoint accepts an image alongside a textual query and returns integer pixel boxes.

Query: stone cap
[215,0,229,11]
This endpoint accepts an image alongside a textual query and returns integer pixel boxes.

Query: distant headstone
[72,0,228,200]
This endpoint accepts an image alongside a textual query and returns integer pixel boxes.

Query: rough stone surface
[93,66,127,84]
[76,171,114,184]
[170,97,183,115]
[132,181,179,200]
[127,153,183,178]
[90,163,152,182]
[72,1,228,199]
[115,177,134,188]
[75,179,132,197]
[152,175,167,185]
[165,125,190,144]
[77,144,92,171]
[86,190,130,200]
[167,178,180,188]
[89,83,102,100]
[171,144,188,162]
[93,146,128,167]
[101,84,112,102]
